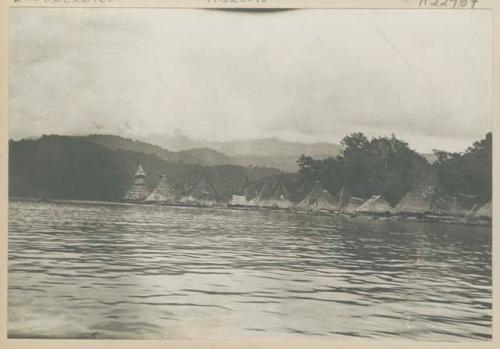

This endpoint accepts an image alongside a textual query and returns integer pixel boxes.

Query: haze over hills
[140,133,437,168]
[79,134,309,171]
[19,134,436,172]
[139,133,343,171]
[9,133,486,206]
[9,135,282,202]
[139,134,342,157]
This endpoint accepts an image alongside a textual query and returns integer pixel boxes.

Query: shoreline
[9,197,492,227]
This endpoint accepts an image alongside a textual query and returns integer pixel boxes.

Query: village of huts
[122,162,491,226]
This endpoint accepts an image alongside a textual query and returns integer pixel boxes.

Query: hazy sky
[10,8,492,152]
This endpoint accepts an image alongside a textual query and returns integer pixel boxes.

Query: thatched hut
[267,181,293,209]
[298,181,338,211]
[337,186,351,212]
[179,177,218,207]
[249,180,275,207]
[337,186,364,213]
[228,178,257,207]
[240,177,257,201]
[145,173,180,204]
[430,194,477,217]
[356,195,391,213]
[344,196,365,213]
[394,178,436,214]
[123,165,150,202]
[394,174,477,217]
[474,200,492,218]
[251,178,292,209]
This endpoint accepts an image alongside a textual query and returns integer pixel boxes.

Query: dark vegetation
[9,132,491,205]
[295,132,492,206]
[433,132,492,203]
[9,135,280,202]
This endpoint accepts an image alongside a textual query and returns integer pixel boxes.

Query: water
[8,200,492,340]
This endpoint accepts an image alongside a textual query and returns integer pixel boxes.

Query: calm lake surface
[8,200,492,340]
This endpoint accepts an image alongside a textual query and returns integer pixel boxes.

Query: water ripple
[8,200,492,340]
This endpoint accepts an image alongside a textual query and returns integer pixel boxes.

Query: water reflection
[8,200,491,340]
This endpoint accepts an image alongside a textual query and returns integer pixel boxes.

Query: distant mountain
[80,134,200,164]
[81,134,301,170]
[231,154,304,173]
[9,135,282,202]
[140,134,342,158]
[177,148,234,166]
[80,134,318,171]
[138,134,342,171]
[140,134,206,152]
[69,134,435,174]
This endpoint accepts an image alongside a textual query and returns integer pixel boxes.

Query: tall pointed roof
[251,180,275,207]
[145,173,179,203]
[345,196,364,213]
[298,181,338,211]
[356,195,391,213]
[394,175,437,214]
[123,164,149,201]
[268,180,292,209]
[135,164,146,177]
[474,200,492,218]
[430,194,477,216]
[238,177,257,200]
[179,175,218,206]
[190,177,217,200]
[252,177,291,209]
[337,186,352,212]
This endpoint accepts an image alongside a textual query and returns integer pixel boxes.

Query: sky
[9,8,492,152]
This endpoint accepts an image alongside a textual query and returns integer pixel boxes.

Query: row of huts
[123,165,492,220]
[123,165,218,207]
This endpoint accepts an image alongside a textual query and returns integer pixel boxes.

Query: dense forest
[9,132,491,206]
[432,132,492,203]
[9,135,281,202]
[295,132,492,206]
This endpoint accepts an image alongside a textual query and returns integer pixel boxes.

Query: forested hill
[9,133,491,206]
[80,134,307,171]
[80,134,230,166]
[294,132,492,206]
[139,134,343,171]
[9,135,281,202]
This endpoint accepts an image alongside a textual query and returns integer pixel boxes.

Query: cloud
[9,8,492,152]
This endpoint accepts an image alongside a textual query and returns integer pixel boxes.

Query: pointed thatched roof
[474,200,492,218]
[123,164,149,201]
[392,173,479,216]
[135,164,146,177]
[394,177,437,214]
[267,180,293,209]
[345,196,365,213]
[228,178,257,207]
[179,176,218,206]
[298,181,338,211]
[250,180,275,207]
[430,194,477,216]
[145,173,179,204]
[251,178,292,209]
[337,186,351,212]
[239,177,257,201]
[337,187,365,213]
[356,195,391,213]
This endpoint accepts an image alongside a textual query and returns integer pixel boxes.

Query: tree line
[295,132,491,206]
[9,133,491,206]
[8,135,280,202]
